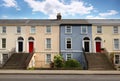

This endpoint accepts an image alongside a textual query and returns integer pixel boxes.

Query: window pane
[46,26,51,33]
[115,55,120,64]
[114,39,119,50]
[2,38,6,48]
[81,26,87,34]
[113,26,118,34]
[46,54,51,63]
[66,26,72,33]
[31,26,36,33]
[2,26,6,33]
[17,26,21,33]
[66,38,71,49]
[67,54,71,60]
[46,38,51,49]
[97,26,102,33]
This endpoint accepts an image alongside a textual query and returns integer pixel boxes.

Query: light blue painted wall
[60,25,92,69]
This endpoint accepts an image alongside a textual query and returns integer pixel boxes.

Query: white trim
[65,37,72,49]
[66,53,72,61]
[113,26,119,34]
[81,26,88,34]
[113,38,120,50]
[114,54,120,65]
[45,38,52,49]
[45,54,51,64]
[65,26,72,34]
[30,26,36,34]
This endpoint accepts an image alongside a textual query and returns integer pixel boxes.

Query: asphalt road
[0,75,120,81]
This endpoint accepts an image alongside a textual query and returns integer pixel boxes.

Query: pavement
[0,70,120,75]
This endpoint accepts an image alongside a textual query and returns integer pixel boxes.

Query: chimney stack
[57,13,62,20]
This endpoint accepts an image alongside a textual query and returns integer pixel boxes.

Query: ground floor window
[46,54,51,64]
[114,54,120,64]
[2,54,8,64]
[66,54,72,61]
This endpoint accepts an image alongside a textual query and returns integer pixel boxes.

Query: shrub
[54,55,64,68]
[64,59,82,69]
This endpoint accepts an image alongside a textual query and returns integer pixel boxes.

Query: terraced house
[0,14,120,70]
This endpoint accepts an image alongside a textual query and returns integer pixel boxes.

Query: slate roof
[0,19,120,26]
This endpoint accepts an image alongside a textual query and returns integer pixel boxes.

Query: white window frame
[2,26,6,33]
[65,37,72,49]
[2,38,6,48]
[46,25,51,33]
[113,39,119,50]
[30,26,36,34]
[46,38,51,49]
[113,26,119,34]
[65,26,72,34]
[81,26,88,34]
[66,53,72,61]
[97,26,102,34]
[114,54,120,65]
[46,54,51,64]
[17,26,21,34]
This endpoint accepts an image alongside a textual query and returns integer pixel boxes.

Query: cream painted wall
[92,25,120,53]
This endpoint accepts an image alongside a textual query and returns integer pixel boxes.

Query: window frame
[65,37,72,49]
[113,39,119,50]
[66,53,72,61]
[46,38,51,49]
[97,26,102,34]
[81,26,88,34]
[65,26,72,34]
[46,54,51,64]
[113,26,119,34]
[17,26,21,34]
[2,38,6,48]
[114,54,120,65]
[30,26,36,34]
[46,25,51,33]
[2,26,6,33]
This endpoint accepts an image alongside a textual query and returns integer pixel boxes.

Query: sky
[0,0,120,19]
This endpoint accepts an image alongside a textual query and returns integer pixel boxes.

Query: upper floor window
[114,54,120,64]
[46,54,51,64]
[114,39,119,50]
[46,25,51,33]
[81,26,87,34]
[65,26,72,34]
[30,26,36,34]
[46,38,51,49]
[2,38,6,48]
[17,26,21,34]
[97,26,102,34]
[2,26,6,33]
[66,54,72,60]
[113,26,119,34]
[66,38,72,49]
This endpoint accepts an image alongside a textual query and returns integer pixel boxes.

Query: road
[0,75,120,81]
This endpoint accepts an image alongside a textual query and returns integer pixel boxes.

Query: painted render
[60,24,92,68]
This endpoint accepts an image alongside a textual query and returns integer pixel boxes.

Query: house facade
[0,20,60,68]
[60,22,92,68]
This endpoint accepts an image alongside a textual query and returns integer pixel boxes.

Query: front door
[29,42,34,53]
[96,42,101,52]
[18,41,23,52]
[84,42,89,52]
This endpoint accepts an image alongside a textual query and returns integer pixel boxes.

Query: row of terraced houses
[0,14,120,70]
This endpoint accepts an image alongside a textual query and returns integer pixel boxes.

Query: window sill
[96,33,103,35]
[65,33,72,35]
[0,33,7,35]
[15,33,21,35]
[45,33,51,35]
[29,33,36,35]
[45,48,52,50]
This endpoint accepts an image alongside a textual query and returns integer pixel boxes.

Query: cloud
[86,15,105,19]
[2,0,20,10]
[99,10,118,17]
[2,15,8,19]
[24,0,93,19]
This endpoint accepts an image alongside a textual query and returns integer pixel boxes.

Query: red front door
[96,42,101,52]
[29,42,34,53]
